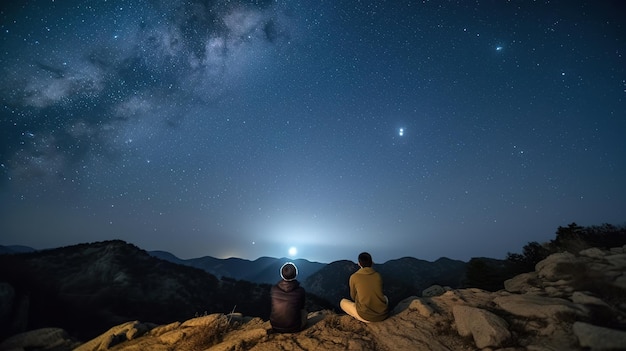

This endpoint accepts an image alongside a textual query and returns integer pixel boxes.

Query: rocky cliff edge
[2,246,625,351]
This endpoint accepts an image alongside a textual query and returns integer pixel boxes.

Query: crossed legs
[340,296,389,323]
[340,298,371,323]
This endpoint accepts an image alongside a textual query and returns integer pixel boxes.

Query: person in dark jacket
[270,262,307,333]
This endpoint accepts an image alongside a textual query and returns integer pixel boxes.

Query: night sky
[1,1,625,263]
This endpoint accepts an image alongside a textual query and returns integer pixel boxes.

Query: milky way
[1,1,625,263]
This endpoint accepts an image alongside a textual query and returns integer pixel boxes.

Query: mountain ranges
[0,240,475,343]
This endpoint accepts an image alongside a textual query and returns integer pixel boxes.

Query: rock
[408,298,435,317]
[573,321,626,350]
[391,296,419,314]
[126,322,151,340]
[365,314,452,351]
[158,329,186,345]
[570,291,609,307]
[614,274,626,290]
[504,272,539,293]
[605,253,626,268]
[452,305,510,348]
[180,314,223,327]
[494,294,588,320]
[74,321,143,351]
[149,321,180,337]
[206,327,267,351]
[535,252,577,281]
[579,247,606,259]
[422,285,445,297]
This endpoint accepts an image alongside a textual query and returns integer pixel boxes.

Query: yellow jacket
[349,267,388,322]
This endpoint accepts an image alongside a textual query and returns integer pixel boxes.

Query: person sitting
[270,262,307,332]
[340,252,388,322]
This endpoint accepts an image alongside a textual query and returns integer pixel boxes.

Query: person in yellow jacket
[340,252,388,322]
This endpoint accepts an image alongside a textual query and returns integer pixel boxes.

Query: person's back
[349,265,388,321]
[270,262,307,333]
[340,252,388,322]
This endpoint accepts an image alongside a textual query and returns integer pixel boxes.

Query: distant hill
[149,251,326,284]
[0,245,36,255]
[0,241,220,341]
[378,256,467,289]
[150,250,471,308]
[303,260,357,306]
[148,250,186,264]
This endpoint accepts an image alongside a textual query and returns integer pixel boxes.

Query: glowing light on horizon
[288,246,297,256]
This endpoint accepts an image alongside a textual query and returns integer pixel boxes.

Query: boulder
[206,327,267,351]
[158,329,186,345]
[494,294,588,319]
[149,321,181,337]
[573,321,626,350]
[579,247,606,259]
[535,252,577,281]
[604,253,626,269]
[74,321,149,351]
[452,305,510,348]
[408,298,435,317]
[422,285,445,297]
[180,314,223,327]
[570,291,609,307]
[504,272,540,293]
[391,296,419,315]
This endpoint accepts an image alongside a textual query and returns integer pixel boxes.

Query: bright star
[399,128,404,136]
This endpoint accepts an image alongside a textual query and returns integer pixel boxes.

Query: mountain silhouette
[0,245,36,255]
[149,251,326,284]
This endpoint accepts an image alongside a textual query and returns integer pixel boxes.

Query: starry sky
[1,0,625,264]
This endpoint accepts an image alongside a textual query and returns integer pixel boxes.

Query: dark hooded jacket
[270,279,306,333]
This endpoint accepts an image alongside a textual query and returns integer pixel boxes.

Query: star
[0,0,623,265]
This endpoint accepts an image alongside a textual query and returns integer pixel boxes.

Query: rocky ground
[2,246,626,351]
